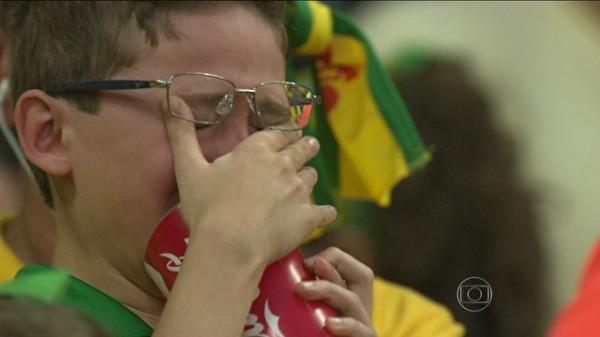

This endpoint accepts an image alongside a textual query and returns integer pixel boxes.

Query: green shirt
[0,265,153,337]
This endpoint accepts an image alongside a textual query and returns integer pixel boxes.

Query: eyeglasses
[45,72,321,131]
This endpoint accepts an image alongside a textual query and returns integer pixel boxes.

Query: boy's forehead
[127,9,285,84]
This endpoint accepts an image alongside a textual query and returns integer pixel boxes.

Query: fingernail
[307,137,320,151]
[328,317,342,326]
[302,281,318,288]
[304,256,315,268]
[307,166,318,179]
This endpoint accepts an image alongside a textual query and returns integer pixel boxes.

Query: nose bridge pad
[243,93,265,129]
[243,94,257,115]
[216,93,234,117]
[217,93,258,137]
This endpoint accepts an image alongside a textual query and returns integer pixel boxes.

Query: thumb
[162,96,208,182]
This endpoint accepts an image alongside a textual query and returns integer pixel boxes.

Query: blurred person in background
[306,52,549,337]
[378,52,548,337]
[0,0,55,284]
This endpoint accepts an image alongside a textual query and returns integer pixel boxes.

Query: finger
[162,96,208,171]
[279,136,320,170]
[316,247,374,291]
[310,204,337,228]
[304,256,346,289]
[249,129,302,152]
[294,280,370,324]
[325,317,376,337]
[315,247,374,314]
[297,166,318,193]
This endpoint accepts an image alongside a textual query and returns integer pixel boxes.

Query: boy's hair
[0,295,112,337]
[11,1,287,207]
[0,1,21,32]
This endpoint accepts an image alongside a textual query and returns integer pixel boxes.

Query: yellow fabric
[0,212,23,284]
[294,1,333,55]
[372,278,465,337]
[316,35,410,206]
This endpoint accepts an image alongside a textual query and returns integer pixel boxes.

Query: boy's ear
[14,89,72,176]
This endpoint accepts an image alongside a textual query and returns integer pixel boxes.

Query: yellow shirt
[372,278,465,337]
[0,212,23,284]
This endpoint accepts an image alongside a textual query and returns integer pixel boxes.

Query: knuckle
[301,168,317,189]
[270,129,285,142]
[277,155,294,173]
[313,208,328,227]
[289,130,302,141]
[255,140,269,152]
[243,136,267,153]
[319,208,333,225]
[362,266,375,284]
[323,281,340,296]
[348,291,362,308]
[281,131,297,145]
[307,166,318,182]
[292,176,308,193]
[325,246,344,257]
[336,318,360,333]
[311,208,323,225]
[349,318,363,332]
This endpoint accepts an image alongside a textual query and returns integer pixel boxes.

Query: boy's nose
[206,96,257,156]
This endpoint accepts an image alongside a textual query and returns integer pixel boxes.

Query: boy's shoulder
[372,277,465,337]
[0,265,152,337]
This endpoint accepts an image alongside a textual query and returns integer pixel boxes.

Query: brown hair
[0,1,22,33]
[11,1,287,207]
[0,295,112,337]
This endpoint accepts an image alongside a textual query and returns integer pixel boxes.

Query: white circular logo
[456,276,493,312]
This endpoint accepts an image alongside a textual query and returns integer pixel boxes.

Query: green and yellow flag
[285,0,430,215]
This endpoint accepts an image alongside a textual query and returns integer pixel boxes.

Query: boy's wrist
[187,213,273,270]
[154,228,267,337]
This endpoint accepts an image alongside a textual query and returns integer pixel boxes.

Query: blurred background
[304,1,600,337]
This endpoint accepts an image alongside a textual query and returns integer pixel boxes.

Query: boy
[5,2,376,337]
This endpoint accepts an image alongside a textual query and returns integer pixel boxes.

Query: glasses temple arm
[45,80,163,95]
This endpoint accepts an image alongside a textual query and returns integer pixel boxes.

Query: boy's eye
[178,93,232,123]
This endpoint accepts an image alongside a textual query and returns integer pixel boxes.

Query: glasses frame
[45,72,321,131]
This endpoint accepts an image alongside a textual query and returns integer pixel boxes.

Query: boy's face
[60,7,285,293]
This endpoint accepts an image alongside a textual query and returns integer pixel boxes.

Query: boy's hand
[162,97,337,266]
[295,247,377,337]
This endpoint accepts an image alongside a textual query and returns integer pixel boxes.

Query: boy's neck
[52,210,166,328]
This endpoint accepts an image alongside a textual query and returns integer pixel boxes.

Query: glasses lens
[255,83,314,131]
[169,74,235,124]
